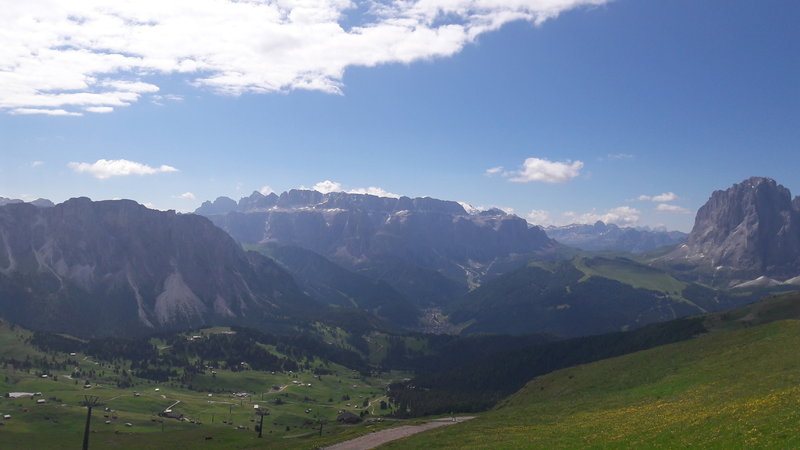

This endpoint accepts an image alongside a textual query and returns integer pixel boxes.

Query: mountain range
[545,221,687,253]
[196,190,558,305]
[1,176,798,340]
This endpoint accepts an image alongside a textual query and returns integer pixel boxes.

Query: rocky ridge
[196,190,557,303]
[0,198,314,337]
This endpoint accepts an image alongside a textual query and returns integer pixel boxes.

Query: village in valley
[0,320,406,449]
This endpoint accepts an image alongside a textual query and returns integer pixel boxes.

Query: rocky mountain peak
[195,196,238,216]
[672,177,800,276]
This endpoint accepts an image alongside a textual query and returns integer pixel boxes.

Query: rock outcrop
[663,177,800,279]
[0,198,314,337]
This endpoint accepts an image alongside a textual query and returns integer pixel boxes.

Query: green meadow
[0,320,407,449]
[385,319,800,448]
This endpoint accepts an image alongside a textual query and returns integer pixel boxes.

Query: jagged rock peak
[195,196,238,216]
[197,189,470,216]
[679,176,800,275]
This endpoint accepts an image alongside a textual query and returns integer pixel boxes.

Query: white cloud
[258,185,275,195]
[177,192,196,200]
[0,0,611,115]
[31,160,44,167]
[85,106,114,113]
[68,159,179,179]
[655,203,691,214]
[485,166,503,176]
[564,206,641,226]
[10,108,82,116]
[507,157,583,183]
[308,180,400,198]
[636,192,679,202]
[526,209,551,225]
[152,94,183,106]
[312,180,343,194]
[347,186,401,198]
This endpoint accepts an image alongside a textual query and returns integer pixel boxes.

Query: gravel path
[322,416,475,450]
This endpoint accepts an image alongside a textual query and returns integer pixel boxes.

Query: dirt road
[322,416,475,450]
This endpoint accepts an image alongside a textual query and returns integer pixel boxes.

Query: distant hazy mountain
[196,190,557,305]
[545,221,687,253]
[0,198,316,338]
[0,197,53,208]
[659,177,800,283]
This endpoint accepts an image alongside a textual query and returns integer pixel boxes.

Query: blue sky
[1,0,798,231]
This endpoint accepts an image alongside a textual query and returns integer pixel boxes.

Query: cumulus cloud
[507,157,583,183]
[68,159,179,179]
[526,209,551,225]
[177,192,196,200]
[84,106,114,114]
[312,180,344,194]
[258,185,275,195]
[636,192,679,202]
[0,0,611,115]
[31,160,44,167]
[564,206,641,226]
[655,203,691,214]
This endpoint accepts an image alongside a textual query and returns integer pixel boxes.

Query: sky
[1,0,798,232]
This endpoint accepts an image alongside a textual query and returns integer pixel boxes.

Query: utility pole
[317,416,326,437]
[81,395,102,450]
[254,407,270,438]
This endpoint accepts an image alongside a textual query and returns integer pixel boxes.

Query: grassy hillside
[448,256,757,337]
[385,318,800,448]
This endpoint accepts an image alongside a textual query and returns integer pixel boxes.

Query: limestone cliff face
[0,198,313,337]
[667,177,800,277]
[197,190,557,296]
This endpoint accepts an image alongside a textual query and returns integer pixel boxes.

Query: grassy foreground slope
[386,319,800,448]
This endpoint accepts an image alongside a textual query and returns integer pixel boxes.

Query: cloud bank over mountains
[1,0,610,115]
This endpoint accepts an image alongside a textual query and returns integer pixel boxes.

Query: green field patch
[385,320,800,448]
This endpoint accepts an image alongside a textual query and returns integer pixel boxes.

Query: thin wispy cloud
[176,192,196,200]
[485,166,503,176]
[655,203,691,214]
[10,108,81,116]
[68,159,179,179]
[31,160,44,168]
[308,180,401,198]
[507,157,584,183]
[635,192,679,202]
[0,0,611,115]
